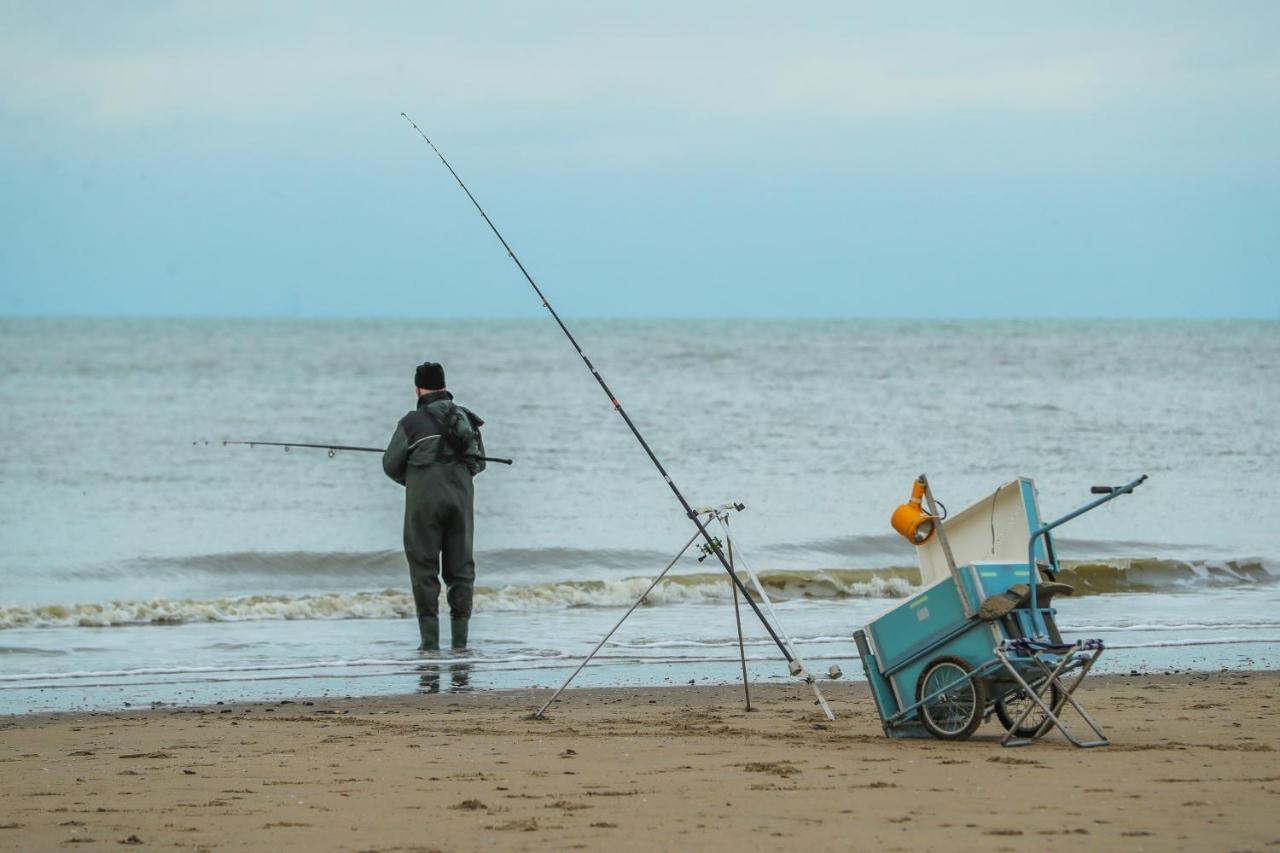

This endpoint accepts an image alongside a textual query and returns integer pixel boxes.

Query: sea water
[1,318,1277,713]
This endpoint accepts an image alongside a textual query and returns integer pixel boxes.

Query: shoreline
[5,637,1278,717]
[2,671,1277,850]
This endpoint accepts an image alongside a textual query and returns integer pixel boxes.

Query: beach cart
[854,474,1147,746]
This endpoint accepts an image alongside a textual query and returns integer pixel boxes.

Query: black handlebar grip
[1091,486,1114,495]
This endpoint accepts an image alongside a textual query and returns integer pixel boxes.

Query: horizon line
[1,313,1276,323]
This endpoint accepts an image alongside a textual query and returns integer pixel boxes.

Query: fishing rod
[196,440,513,465]
[400,113,800,669]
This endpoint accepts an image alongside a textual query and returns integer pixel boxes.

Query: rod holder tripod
[533,504,836,720]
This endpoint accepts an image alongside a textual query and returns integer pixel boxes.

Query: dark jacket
[382,391,486,484]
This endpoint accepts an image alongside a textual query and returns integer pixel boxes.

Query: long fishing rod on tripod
[195,440,513,465]
[400,113,812,683]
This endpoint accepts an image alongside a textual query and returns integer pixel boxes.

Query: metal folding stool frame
[994,637,1109,748]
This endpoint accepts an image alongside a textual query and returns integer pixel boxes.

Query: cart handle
[1026,474,1148,628]
[1090,476,1148,496]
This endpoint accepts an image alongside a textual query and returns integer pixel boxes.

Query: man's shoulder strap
[398,409,442,444]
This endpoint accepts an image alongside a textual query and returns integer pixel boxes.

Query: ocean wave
[0,645,67,656]
[1057,558,1278,591]
[1105,637,1280,650]
[52,536,1262,584]
[480,569,919,611]
[0,653,562,684]
[1059,621,1280,633]
[103,546,682,580]
[0,590,419,629]
[0,571,915,629]
[2,558,1274,629]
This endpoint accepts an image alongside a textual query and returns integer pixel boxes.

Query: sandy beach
[0,671,1276,851]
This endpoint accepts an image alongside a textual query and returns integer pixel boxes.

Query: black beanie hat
[414,361,445,389]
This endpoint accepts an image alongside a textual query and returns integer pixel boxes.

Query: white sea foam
[8,636,1280,694]
[0,590,419,629]
[0,572,921,629]
[1060,622,1280,633]
[0,653,566,685]
[1104,637,1280,650]
[1,560,1274,631]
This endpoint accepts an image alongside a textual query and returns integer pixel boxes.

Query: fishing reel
[696,537,724,563]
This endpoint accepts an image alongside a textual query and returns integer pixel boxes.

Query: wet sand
[1,671,1277,851]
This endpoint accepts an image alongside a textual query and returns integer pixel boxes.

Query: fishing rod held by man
[197,439,512,465]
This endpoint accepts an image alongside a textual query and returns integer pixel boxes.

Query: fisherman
[382,361,486,651]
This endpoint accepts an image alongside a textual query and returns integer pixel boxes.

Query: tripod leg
[534,528,702,718]
[718,517,835,721]
[729,536,752,712]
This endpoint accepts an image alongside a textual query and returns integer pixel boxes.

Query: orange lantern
[891,478,936,545]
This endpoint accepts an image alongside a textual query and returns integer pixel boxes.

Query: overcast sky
[1,1,1277,318]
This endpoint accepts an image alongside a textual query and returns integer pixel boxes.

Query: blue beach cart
[854,474,1147,746]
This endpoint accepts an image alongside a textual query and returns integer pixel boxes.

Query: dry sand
[1,671,1277,851]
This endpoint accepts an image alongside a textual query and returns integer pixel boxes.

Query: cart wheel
[916,656,986,740]
[995,683,1063,738]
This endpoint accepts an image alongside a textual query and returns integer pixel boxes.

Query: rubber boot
[450,617,469,651]
[417,617,439,652]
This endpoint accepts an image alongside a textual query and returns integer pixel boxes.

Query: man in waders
[382,362,486,651]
